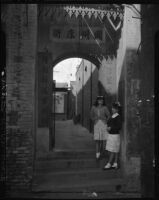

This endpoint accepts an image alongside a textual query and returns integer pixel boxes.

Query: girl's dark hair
[94,96,106,107]
[112,102,122,116]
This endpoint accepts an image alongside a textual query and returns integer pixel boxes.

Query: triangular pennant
[81,10,85,18]
[94,11,98,19]
[107,11,111,18]
[113,12,117,20]
[78,6,82,13]
[119,13,123,20]
[75,10,79,18]
[100,11,104,19]
[68,10,72,18]
[88,10,92,18]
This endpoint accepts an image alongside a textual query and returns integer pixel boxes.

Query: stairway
[32,149,126,198]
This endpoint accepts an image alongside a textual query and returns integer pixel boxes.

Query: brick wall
[1,26,6,197]
[5,4,37,191]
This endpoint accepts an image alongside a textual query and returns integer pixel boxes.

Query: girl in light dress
[90,96,110,160]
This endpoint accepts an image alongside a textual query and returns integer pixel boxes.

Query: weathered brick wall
[1,26,6,197]
[6,4,37,191]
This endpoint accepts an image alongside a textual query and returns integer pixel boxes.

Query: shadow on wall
[76,67,98,133]
[76,67,117,133]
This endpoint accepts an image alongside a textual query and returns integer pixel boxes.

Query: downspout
[82,62,84,126]
[90,62,92,132]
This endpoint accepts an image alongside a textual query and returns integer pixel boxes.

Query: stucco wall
[117,4,142,192]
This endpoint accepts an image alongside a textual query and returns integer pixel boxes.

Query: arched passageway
[3,4,156,197]
[36,4,123,155]
[52,57,99,151]
[34,5,125,195]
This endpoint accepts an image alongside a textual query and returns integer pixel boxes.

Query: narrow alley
[3,4,156,199]
[31,120,140,199]
[54,120,95,150]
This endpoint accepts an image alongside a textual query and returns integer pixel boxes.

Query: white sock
[96,152,100,158]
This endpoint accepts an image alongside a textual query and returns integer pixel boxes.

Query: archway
[36,3,124,158]
[33,4,127,195]
[52,57,99,151]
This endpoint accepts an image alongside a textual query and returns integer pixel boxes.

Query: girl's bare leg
[114,153,118,164]
[108,152,115,164]
[95,141,100,158]
[99,140,103,153]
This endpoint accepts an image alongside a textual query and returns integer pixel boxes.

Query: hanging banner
[63,6,124,31]
[63,6,124,20]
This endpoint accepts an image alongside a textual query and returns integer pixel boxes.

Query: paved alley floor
[5,120,141,199]
[54,119,95,151]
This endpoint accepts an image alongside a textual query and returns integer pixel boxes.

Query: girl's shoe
[111,162,118,169]
[103,163,112,170]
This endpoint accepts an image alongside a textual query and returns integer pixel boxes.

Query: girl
[90,96,110,160]
[103,102,122,169]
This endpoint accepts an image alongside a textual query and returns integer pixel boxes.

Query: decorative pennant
[100,11,104,19]
[63,6,124,22]
[113,12,117,20]
[88,10,92,18]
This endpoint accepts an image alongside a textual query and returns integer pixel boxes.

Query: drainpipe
[90,62,92,108]
[82,61,84,126]
[90,62,92,132]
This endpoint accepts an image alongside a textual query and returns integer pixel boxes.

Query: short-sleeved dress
[90,106,110,141]
[106,113,122,153]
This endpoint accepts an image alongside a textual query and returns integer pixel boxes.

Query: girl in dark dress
[103,102,122,169]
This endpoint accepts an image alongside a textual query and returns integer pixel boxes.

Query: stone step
[34,168,122,179]
[32,177,124,193]
[35,158,108,172]
[33,168,123,192]
[7,191,142,199]
[37,150,97,160]
[34,169,122,179]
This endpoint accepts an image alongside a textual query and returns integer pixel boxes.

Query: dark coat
[107,115,122,134]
